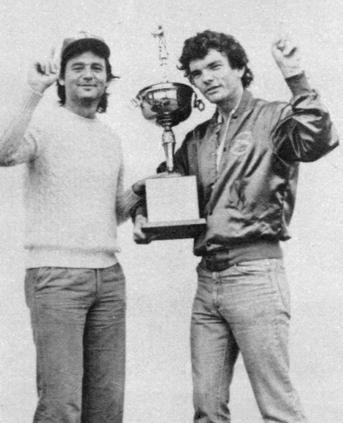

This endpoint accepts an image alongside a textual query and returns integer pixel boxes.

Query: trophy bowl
[134,82,195,127]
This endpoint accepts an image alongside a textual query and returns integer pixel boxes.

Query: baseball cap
[61,31,110,60]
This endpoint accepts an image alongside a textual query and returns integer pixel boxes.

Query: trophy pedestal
[142,175,206,240]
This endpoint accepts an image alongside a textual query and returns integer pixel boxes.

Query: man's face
[189,49,244,105]
[59,51,109,105]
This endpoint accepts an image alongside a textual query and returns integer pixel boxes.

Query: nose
[82,66,94,79]
[201,69,214,84]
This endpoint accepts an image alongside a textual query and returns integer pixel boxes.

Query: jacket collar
[209,89,255,128]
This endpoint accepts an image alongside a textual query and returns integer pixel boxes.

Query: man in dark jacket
[134,30,338,423]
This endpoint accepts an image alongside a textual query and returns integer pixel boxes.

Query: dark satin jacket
[157,73,339,256]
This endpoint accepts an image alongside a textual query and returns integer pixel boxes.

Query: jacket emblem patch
[231,131,252,155]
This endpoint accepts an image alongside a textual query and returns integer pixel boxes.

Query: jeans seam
[268,270,291,389]
[215,336,229,423]
[268,270,306,421]
[272,269,307,422]
[274,268,291,320]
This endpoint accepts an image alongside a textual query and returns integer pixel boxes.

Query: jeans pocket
[25,267,60,307]
[25,268,40,308]
[233,259,272,276]
[273,268,291,318]
[33,267,59,292]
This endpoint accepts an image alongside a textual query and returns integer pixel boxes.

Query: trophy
[132,26,207,241]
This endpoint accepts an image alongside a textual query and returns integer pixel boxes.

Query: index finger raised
[50,46,61,73]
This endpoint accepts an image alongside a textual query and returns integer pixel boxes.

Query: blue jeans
[191,259,307,423]
[25,264,126,423]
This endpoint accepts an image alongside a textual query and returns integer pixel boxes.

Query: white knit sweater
[0,85,140,268]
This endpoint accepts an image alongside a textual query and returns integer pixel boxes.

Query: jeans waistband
[201,240,283,272]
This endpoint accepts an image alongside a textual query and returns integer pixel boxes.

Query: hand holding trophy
[132,25,206,240]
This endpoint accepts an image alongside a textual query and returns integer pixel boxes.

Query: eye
[210,63,221,70]
[92,65,104,72]
[72,66,84,72]
[191,71,201,80]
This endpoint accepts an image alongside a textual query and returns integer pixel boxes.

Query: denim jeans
[25,264,126,423]
[191,258,307,423]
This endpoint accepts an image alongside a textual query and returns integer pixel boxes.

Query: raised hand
[271,36,302,79]
[28,47,60,94]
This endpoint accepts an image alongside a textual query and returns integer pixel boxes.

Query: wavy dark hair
[179,30,253,88]
[57,40,119,113]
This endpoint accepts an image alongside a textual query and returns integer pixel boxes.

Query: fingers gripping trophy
[133,26,207,240]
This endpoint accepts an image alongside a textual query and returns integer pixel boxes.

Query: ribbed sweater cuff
[23,84,44,107]
[123,188,142,210]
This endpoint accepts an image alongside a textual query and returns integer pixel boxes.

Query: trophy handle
[193,93,205,111]
[130,96,142,109]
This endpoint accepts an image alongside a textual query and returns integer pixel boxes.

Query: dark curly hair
[57,40,119,113]
[179,30,253,88]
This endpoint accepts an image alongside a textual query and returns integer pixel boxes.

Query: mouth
[205,86,220,94]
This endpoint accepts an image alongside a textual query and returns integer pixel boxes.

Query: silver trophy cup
[132,26,207,240]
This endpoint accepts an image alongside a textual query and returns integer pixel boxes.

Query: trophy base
[141,218,206,241]
[144,175,205,240]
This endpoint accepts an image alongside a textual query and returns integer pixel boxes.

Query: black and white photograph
[0,0,342,422]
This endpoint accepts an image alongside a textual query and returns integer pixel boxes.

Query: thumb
[282,39,298,57]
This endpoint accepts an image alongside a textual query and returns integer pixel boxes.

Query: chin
[80,91,99,98]
[207,94,224,104]
[78,96,96,101]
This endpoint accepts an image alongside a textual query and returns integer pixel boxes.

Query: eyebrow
[190,60,222,75]
[70,62,104,68]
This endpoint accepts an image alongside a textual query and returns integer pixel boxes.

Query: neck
[64,99,99,119]
[217,87,243,118]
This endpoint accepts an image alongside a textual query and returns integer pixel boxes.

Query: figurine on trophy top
[132,25,207,240]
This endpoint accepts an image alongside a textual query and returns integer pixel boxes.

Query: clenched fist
[272,36,302,79]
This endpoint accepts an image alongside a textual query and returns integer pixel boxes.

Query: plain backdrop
[0,0,343,422]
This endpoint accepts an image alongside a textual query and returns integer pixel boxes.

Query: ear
[104,79,111,90]
[58,77,65,86]
[237,66,245,78]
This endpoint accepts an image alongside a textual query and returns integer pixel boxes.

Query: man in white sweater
[0,32,143,423]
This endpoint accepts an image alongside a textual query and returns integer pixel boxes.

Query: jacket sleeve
[272,72,339,162]
[0,85,43,166]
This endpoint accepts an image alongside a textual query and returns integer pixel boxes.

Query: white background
[0,0,343,422]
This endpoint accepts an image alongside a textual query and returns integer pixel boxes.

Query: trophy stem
[162,126,176,173]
